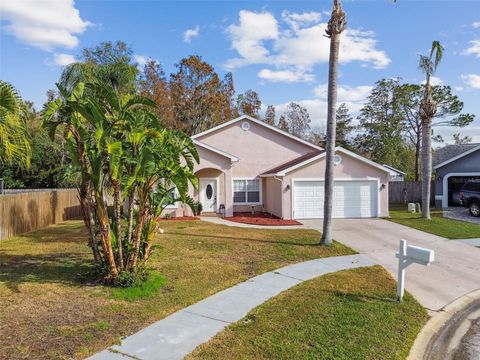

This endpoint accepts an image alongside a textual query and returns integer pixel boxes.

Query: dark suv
[460,181,480,217]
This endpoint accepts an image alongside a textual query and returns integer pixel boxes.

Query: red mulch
[225,212,301,226]
[160,216,200,221]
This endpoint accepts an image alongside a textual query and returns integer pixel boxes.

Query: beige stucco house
[167,115,390,220]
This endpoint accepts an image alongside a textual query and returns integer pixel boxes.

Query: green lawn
[387,204,480,239]
[188,266,428,360]
[0,219,354,360]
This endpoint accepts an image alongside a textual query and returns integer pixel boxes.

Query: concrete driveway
[301,218,480,312]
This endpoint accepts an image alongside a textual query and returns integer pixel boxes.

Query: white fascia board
[335,147,391,174]
[193,140,239,162]
[433,145,480,169]
[275,147,390,176]
[191,115,323,151]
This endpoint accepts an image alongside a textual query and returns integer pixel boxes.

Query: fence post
[0,179,4,195]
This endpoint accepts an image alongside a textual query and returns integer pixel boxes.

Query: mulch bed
[160,216,200,221]
[225,212,302,226]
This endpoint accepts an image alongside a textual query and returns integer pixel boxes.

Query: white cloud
[52,53,76,66]
[464,40,480,58]
[281,10,322,30]
[472,21,480,28]
[183,25,200,43]
[275,26,390,70]
[134,54,149,67]
[258,69,314,83]
[422,76,443,86]
[455,86,464,92]
[0,0,90,51]
[313,83,373,107]
[461,74,480,89]
[270,83,373,131]
[226,10,279,69]
[225,10,390,83]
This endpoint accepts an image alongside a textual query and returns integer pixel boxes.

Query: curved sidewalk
[88,254,373,360]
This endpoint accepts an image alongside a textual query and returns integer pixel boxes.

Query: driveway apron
[302,218,480,312]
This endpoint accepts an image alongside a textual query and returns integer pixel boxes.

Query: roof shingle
[433,143,480,167]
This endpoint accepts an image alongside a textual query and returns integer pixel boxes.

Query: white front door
[200,179,217,212]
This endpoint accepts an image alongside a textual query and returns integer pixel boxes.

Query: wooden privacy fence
[389,181,435,204]
[0,189,82,241]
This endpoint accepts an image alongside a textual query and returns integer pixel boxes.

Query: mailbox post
[396,239,434,301]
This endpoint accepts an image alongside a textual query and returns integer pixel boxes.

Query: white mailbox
[405,245,435,265]
[396,239,435,301]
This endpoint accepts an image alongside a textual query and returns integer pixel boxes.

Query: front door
[200,179,217,212]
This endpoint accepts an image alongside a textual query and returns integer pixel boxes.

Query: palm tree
[321,0,346,245]
[419,41,443,220]
[0,81,31,167]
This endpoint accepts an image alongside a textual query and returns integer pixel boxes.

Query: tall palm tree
[419,41,443,220]
[0,81,31,167]
[321,0,346,245]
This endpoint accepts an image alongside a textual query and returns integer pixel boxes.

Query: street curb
[407,288,480,360]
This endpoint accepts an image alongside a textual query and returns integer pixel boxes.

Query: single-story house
[434,143,480,208]
[383,164,405,182]
[167,115,390,219]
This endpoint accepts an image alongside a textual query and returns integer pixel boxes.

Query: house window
[233,179,260,204]
[164,187,178,209]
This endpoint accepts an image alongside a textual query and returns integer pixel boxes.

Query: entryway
[199,178,217,212]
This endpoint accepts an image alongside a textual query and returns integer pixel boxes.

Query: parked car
[460,181,480,217]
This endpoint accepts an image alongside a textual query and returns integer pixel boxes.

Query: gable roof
[260,150,324,176]
[260,147,390,177]
[193,140,239,162]
[191,115,323,151]
[383,164,406,175]
[433,143,480,169]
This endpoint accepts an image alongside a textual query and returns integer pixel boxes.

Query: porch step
[201,212,219,217]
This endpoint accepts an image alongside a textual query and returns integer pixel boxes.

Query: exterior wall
[196,119,316,178]
[434,150,480,208]
[281,153,389,219]
[264,177,283,218]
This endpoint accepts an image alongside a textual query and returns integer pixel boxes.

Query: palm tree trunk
[95,192,119,281]
[127,206,148,271]
[421,119,432,219]
[112,179,124,270]
[321,0,345,245]
[127,185,136,243]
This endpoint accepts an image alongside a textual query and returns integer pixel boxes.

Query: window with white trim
[233,179,260,204]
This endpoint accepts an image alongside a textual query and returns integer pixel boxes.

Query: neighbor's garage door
[293,180,378,219]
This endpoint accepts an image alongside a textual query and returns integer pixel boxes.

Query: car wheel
[469,202,480,217]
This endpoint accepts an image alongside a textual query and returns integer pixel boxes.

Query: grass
[188,266,428,360]
[109,272,167,301]
[0,219,354,360]
[387,204,480,239]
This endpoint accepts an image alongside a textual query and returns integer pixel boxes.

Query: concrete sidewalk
[88,254,373,360]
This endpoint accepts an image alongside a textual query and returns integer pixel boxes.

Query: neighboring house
[167,115,390,219]
[383,164,405,182]
[433,143,480,208]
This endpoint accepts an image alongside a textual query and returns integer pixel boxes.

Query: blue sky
[1,0,480,142]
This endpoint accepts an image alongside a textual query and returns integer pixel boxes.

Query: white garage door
[293,180,378,219]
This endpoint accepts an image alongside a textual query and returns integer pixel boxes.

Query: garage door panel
[293,180,377,219]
